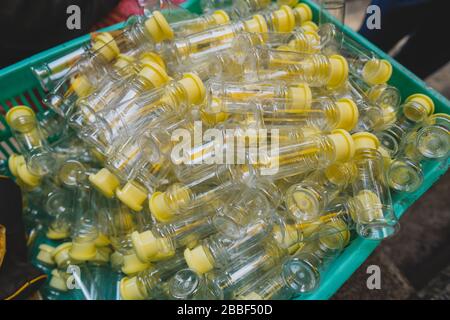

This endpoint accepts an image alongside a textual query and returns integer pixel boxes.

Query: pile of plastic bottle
[5,0,449,300]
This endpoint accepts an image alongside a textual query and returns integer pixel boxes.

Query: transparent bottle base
[417,126,450,160]
[356,222,399,240]
[388,159,423,193]
[282,258,319,293]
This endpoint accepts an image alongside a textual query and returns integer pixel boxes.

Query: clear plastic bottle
[68,170,102,261]
[349,132,399,240]
[103,197,152,275]
[160,6,296,70]
[205,238,288,299]
[233,46,349,89]
[285,161,357,221]
[388,114,449,192]
[167,268,222,299]
[68,52,165,131]
[119,251,188,300]
[257,129,355,180]
[278,222,348,294]
[147,165,254,223]
[80,73,203,156]
[376,94,435,156]
[184,219,271,274]
[5,106,56,185]
[131,208,219,262]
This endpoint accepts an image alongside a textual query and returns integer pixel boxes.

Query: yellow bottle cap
[148,191,175,222]
[116,181,148,212]
[131,230,158,262]
[352,132,380,151]
[294,3,313,23]
[327,55,349,89]
[121,252,150,275]
[177,73,206,105]
[273,5,296,32]
[404,93,435,122]
[120,276,147,300]
[273,223,300,250]
[212,10,230,25]
[17,162,41,187]
[5,105,35,127]
[8,154,25,177]
[362,59,392,85]
[144,11,174,43]
[140,51,166,70]
[92,32,120,62]
[113,54,135,70]
[88,168,120,198]
[37,244,56,266]
[301,21,319,33]
[244,15,269,33]
[327,129,355,162]
[69,240,97,261]
[53,242,80,268]
[46,226,70,240]
[184,246,214,274]
[334,98,359,131]
[91,246,112,264]
[70,74,93,97]
[49,270,69,292]
[138,62,169,88]
[94,233,111,247]
[287,83,312,109]
[200,108,229,125]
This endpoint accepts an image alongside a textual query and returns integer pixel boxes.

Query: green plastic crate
[0,0,448,300]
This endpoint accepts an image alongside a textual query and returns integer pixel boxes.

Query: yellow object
[131,230,160,262]
[8,154,25,177]
[88,168,121,198]
[288,83,312,109]
[121,252,150,275]
[69,240,97,261]
[272,5,296,32]
[212,10,230,25]
[184,246,214,274]
[352,132,380,151]
[178,73,206,105]
[327,129,355,162]
[300,21,319,33]
[403,93,435,122]
[90,246,112,264]
[140,51,166,70]
[120,276,146,300]
[319,219,350,249]
[92,32,120,62]
[49,270,69,292]
[144,11,174,43]
[46,226,70,240]
[116,181,148,212]
[362,59,392,85]
[138,62,169,88]
[17,162,41,187]
[324,162,356,186]
[70,74,93,98]
[94,233,111,247]
[244,15,269,33]
[294,3,313,23]
[327,55,349,89]
[148,192,175,222]
[5,105,35,128]
[36,244,56,266]
[378,145,393,170]
[334,98,359,131]
[52,242,80,268]
[114,54,135,70]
